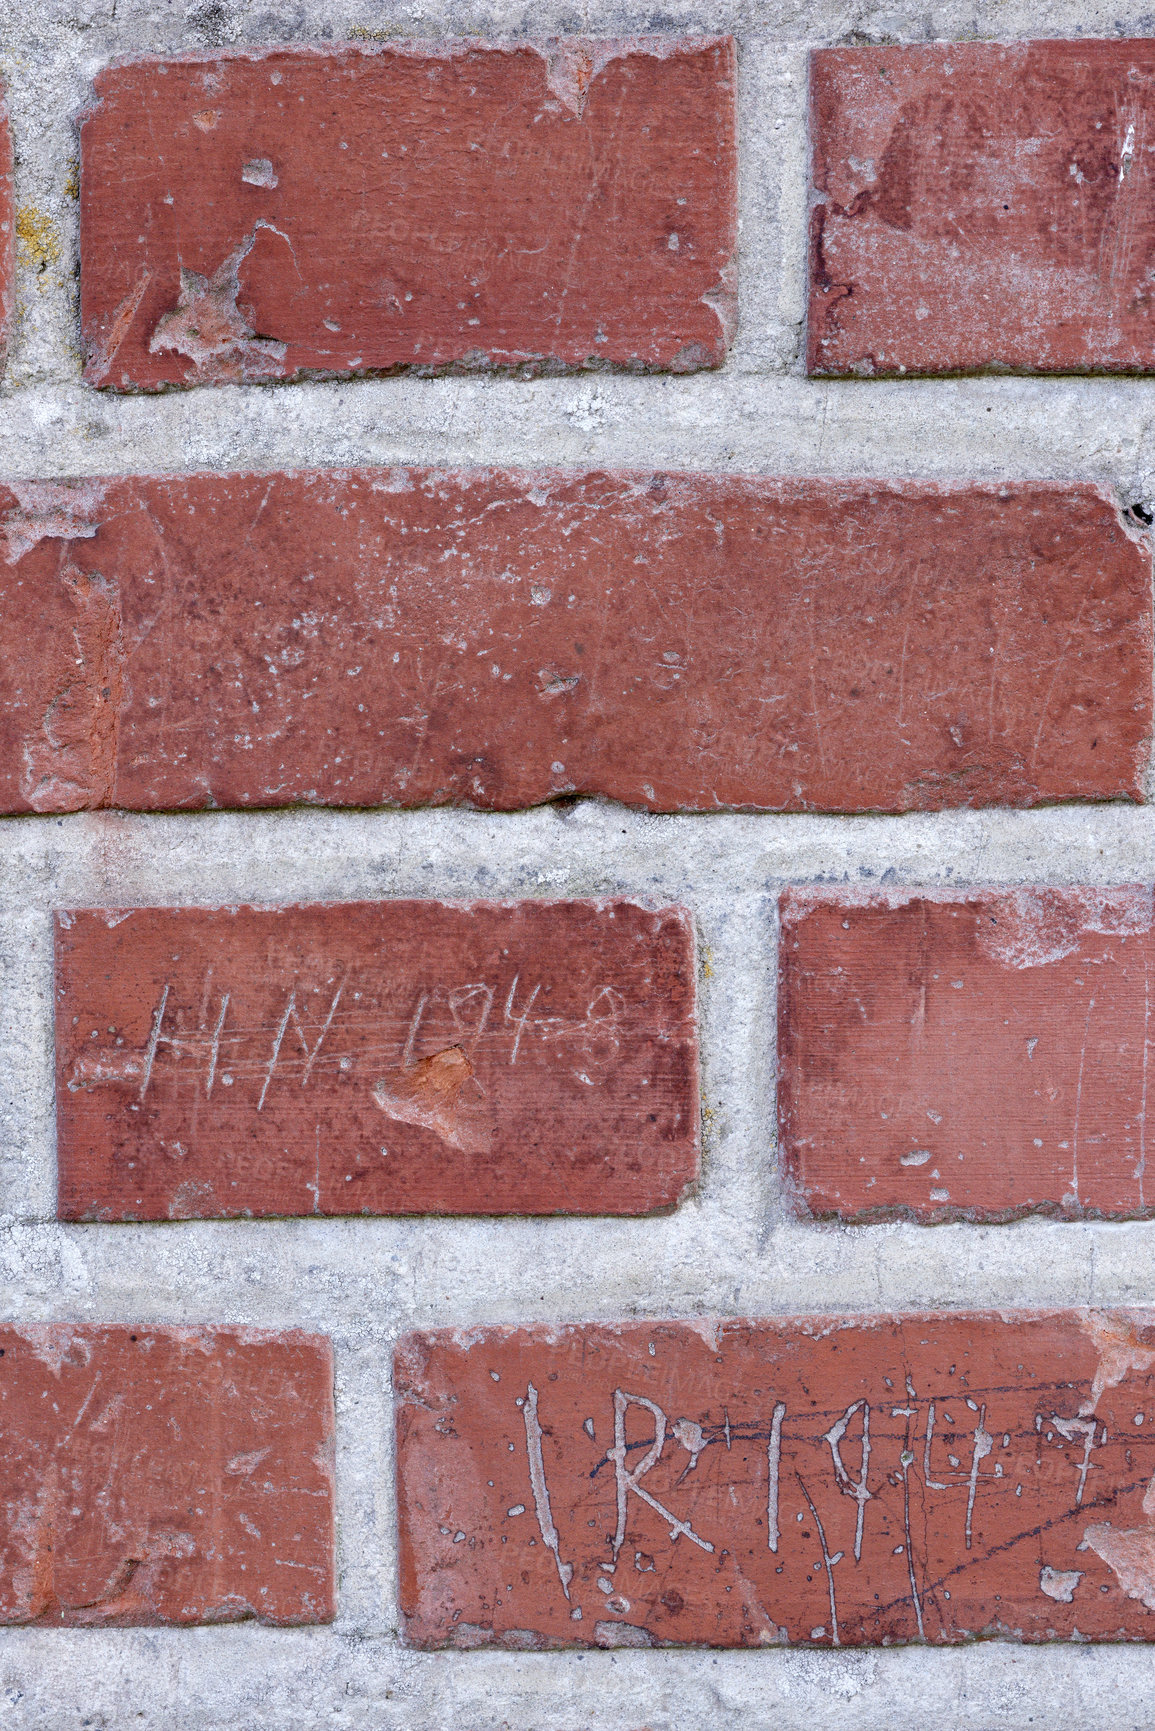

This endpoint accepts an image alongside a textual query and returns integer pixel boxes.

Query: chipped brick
[80,39,737,390]
[779,886,1155,1222]
[55,899,698,1220]
[809,40,1155,376]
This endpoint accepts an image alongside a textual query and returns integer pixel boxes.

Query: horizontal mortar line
[0,10,1137,38]
[0,1295,1125,1330]
[5,812,1155,898]
[0,380,1152,472]
[0,1215,1130,1248]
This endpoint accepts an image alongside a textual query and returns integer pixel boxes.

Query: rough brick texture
[809,41,1155,377]
[0,1325,334,1625]
[2,470,1147,816]
[79,38,737,390]
[396,1311,1155,1649]
[55,899,697,1220]
[778,886,1155,1223]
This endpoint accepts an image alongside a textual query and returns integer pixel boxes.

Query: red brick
[79,39,736,390]
[779,886,1155,1223]
[55,899,697,1220]
[0,1325,333,1625]
[2,470,1148,816]
[0,94,11,376]
[809,41,1155,376]
[396,1311,1155,1648]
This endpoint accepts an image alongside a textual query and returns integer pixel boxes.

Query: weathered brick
[396,1311,1155,1648]
[0,94,11,376]
[3,470,1148,816]
[779,886,1155,1223]
[55,899,697,1220]
[809,41,1155,376]
[79,38,736,390]
[0,1325,333,1625]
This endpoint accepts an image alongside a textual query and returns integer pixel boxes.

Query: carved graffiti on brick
[396,1317,1155,1648]
[507,1379,1124,1642]
[66,972,625,1107]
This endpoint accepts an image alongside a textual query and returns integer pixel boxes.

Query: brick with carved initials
[55,899,698,1219]
[396,1312,1155,1648]
[0,1325,333,1625]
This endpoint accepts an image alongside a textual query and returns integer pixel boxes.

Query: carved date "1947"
[396,1312,1155,1649]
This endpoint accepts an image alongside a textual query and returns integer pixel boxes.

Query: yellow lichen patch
[63,162,80,201]
[16,204,62,275]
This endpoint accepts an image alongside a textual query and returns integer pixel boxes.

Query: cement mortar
[2,0,1155,1724]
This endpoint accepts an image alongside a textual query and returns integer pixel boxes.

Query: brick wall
[4,0,1155,1726]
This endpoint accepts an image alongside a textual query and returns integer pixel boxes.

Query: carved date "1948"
[55,900,698,1221]
[396,1312,1155,1649]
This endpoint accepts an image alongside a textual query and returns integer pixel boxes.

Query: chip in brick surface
[80,38,737,389]
[809,40,1155,376]
[778,885,1155,1222]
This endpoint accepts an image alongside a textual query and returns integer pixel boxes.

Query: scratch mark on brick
[64,1528,199,1622]
[522,1382,573,1599]
[84,268,152,384]
[21,1462,61,1620]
